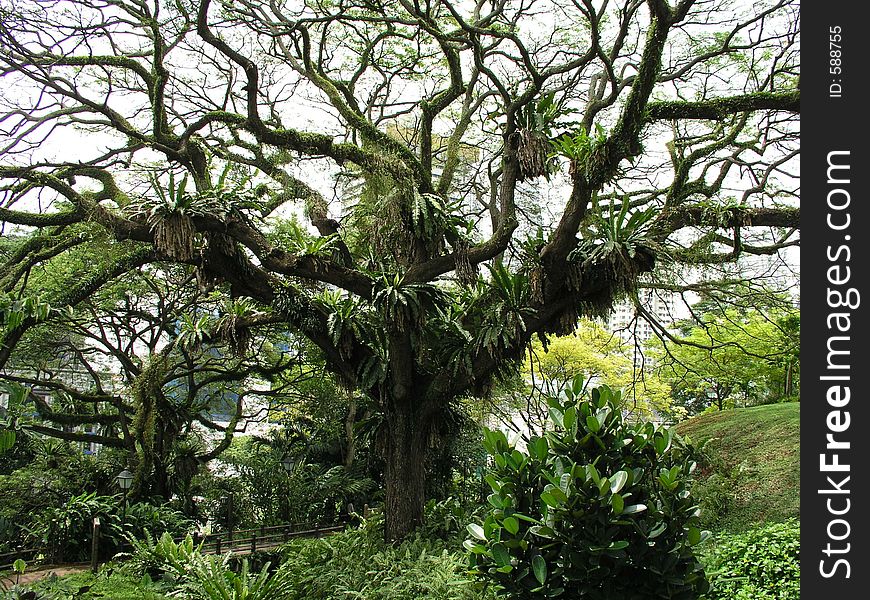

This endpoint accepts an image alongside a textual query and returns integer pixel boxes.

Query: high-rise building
[602,290,677,365]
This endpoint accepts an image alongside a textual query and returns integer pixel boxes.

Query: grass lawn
[676,402,799,532]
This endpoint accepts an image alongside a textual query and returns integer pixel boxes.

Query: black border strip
[801,2,869,596]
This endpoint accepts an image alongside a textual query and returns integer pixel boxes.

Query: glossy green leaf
[611,493,624,514]
[622,503,647,515]
[564,406,577,431]
[467,523,487,541]
[529,436,549,461]
[610,470,628,494]
[532,555,547,584]
[586,415,600,433]
[491,542,511,567]
[608,540,629,550]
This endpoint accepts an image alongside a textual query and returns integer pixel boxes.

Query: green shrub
[692,472,731,530]
[277,514,498,600]
[465,377,709,599]
[0,442,123,552]
[30,492,123,561]
[28,494,193,562]
[118,532,294,600]
[119,531,203,581]
[701,519,799,600]
[419,497,487,545]
[124,501,193,539]
[181,554,295,600]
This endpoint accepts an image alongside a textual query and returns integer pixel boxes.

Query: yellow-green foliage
[528,319,675,419]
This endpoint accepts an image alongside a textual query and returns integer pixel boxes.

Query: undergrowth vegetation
[277,509,497,600]
[701,519,800,600]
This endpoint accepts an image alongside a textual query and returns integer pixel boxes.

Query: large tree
[0,0,799,539]
[0,264,304,501]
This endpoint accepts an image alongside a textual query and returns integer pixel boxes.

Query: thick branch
[646,91,800,121]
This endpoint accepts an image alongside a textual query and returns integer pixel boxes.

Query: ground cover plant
[700,519,799,600]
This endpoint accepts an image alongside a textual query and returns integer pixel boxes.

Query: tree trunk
[383,400,429,542]
[344,397,357,468]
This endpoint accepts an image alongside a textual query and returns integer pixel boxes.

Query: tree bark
[383,398,429,542]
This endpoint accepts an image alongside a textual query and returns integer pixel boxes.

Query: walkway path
[2,563,90,588]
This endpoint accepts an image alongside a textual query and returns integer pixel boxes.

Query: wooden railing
[0,546,51,572]
[190,519,348,556]
[0,518,349,574]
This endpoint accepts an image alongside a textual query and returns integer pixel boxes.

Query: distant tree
[526,319,674,418]
[0,0,799,539]
[1,267,304,502]
[648,306,799,413]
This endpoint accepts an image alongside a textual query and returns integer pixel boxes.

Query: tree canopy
[0,0,799,540]
[527,319,674,418]
[649,305,799,413]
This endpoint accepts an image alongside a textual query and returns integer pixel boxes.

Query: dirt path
[2,563,90,587]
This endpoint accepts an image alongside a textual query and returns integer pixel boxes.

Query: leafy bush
[119,532,203,581]
[701,520,799,600]
[182,554,295,600]
[119,532,294,600]
[123,501,194,540]
[418,497,486,545]
[465,377,709,599]
[0,441,123,553]
[692,472,733,530]
[29,492,123,562]
[277,514,498,600]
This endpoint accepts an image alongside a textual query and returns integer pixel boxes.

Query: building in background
[601,290,678,366]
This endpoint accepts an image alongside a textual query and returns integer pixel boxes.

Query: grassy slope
[676,402,799,532]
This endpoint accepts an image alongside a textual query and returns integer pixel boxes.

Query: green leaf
[485,474,502,493]
[463,540,488,554]
[484,428,509,454]
[504,517,520,535]
[586,463,601,485]
[563,406,577,431]
[12,558,26,575]
[0,429,15,453]
[610,470,628,494]
[491,542,511,567]
[488,493,506,509]
[549,486,569,504]
[540,491,558,508]
[653,430,672,454]
[622,503,647,515]
[467,523,487,541]
[648,523,667,539]
[532,555,547,584]
[570,374,585,396]
[496,564,513,573]
[549,406,564,429]
[586,415,601,433]
[529,436,549,460]
[611,493,624,514]
[529,525,555,539]
[608,540,629,551]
